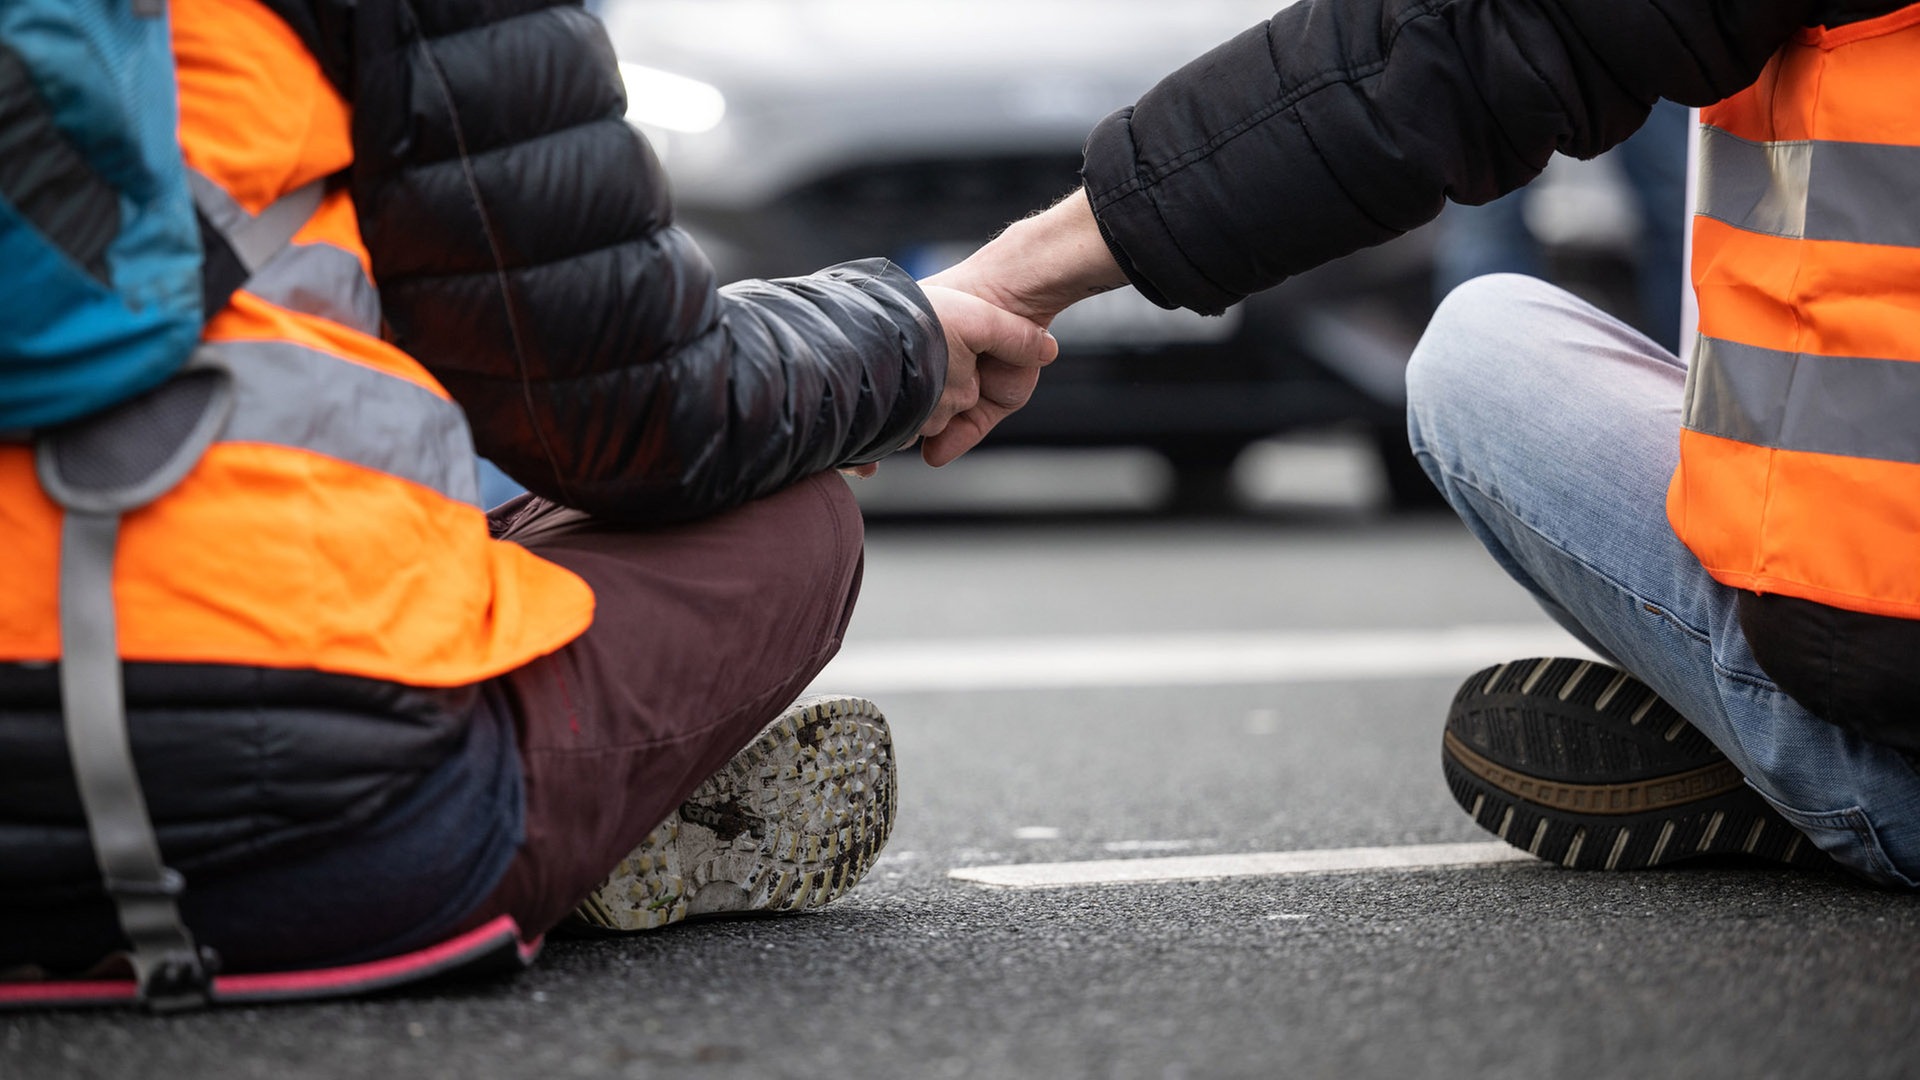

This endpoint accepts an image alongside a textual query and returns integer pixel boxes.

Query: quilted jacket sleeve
[347,0,945,521]
[1081,0,1818,315]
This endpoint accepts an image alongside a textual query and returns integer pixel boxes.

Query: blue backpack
[0,0,203,432]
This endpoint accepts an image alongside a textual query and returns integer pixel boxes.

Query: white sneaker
[569,695,896,931]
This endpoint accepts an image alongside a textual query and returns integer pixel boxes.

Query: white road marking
[948,840,1539,889]
[812,623,1595,694]
[1244,708,1281,735]
[1102,839,1210,854]
[1011,826,1062,841]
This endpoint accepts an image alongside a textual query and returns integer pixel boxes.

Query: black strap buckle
[140,946,221,1014]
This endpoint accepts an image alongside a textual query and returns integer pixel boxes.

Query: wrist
[1002,189,1127,302]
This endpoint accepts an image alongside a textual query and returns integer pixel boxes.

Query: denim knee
[1409,273,1557,403]
[1406,274,1551,474]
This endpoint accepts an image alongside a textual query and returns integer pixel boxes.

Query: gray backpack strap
[35,363,234,1012]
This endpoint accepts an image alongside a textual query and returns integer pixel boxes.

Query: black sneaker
[1443,658,1834,870]
[569,695,897,932]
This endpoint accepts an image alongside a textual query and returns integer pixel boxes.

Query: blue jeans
[1406,274,1920,888]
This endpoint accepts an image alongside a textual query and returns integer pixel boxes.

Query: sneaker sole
[570,695,896,932]
[1442,658,1833,871]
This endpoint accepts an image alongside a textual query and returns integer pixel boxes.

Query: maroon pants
[460,472,865,938]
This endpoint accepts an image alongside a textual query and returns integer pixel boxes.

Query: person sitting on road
[0,0,1053,1000]
[925,0,1920,888]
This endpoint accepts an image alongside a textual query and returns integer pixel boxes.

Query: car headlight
[618,63,727,134]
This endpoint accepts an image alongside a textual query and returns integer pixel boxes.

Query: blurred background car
[595,0,1677,515]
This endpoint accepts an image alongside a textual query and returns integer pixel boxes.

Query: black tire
[1371,423,1450,512]
[1158,444,1244,517]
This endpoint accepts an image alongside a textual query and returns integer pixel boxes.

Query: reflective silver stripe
[1696,127,1810,240]
[1684,336,1920,465]
[188,174,464,502]
[198,340,481,507]
[188,168,383,334]
[1697,126,1920,248]
[245,241,383,337]
[1809,140,1920,249]
[187,169,324,272]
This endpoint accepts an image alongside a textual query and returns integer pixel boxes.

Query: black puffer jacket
[1083,0,1904,316]
[330,0,944,520]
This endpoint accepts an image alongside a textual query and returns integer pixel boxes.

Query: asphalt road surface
[6,448,1917,1080]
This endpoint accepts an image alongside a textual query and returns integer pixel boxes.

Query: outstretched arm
[1083,0,1814,315]
[919,0,1816,461]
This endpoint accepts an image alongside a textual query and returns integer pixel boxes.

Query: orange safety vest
[1669,3,1920,620]
[0,0,594,686]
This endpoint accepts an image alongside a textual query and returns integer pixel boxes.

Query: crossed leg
[1405,274,1920,888]
[462,471,869,935]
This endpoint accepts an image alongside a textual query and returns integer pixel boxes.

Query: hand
[925,188,1129,327]
[917,285,1059,467]
[912,190,1128,464]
